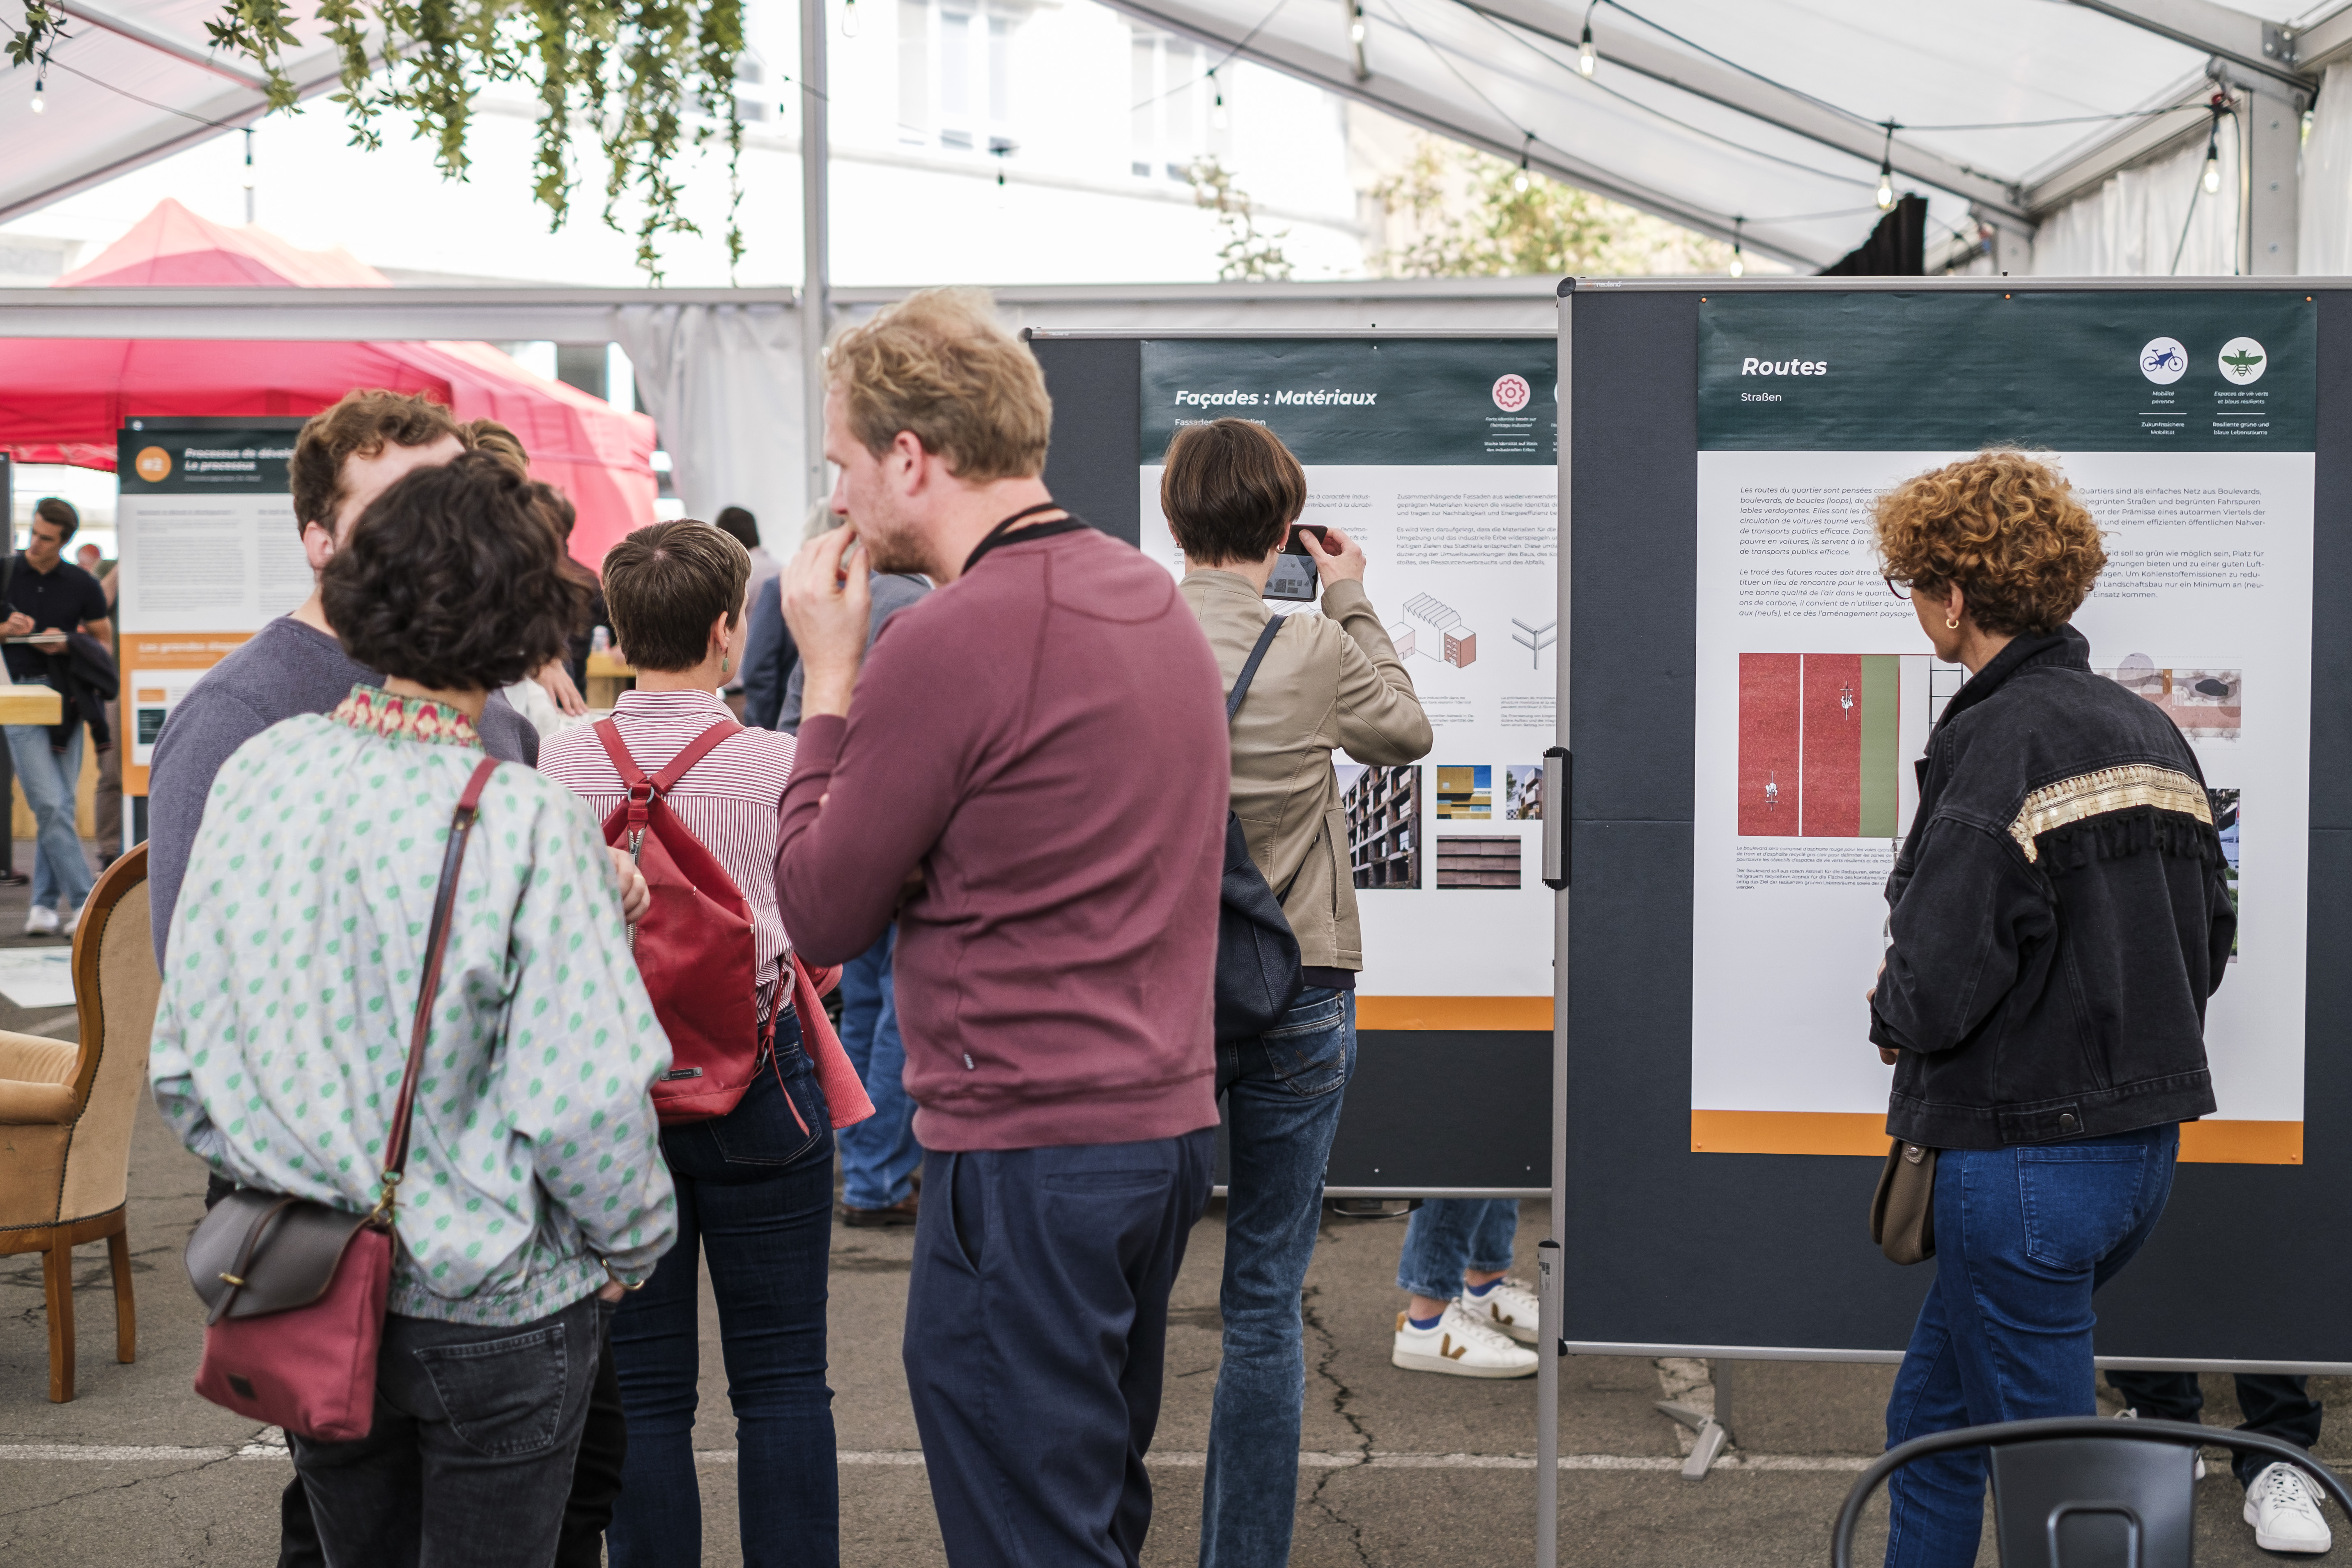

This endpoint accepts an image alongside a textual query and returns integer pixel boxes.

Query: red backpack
[592,718,776,1125]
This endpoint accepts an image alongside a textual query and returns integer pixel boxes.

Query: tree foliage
[188,0,748,280]
[1187,157,1293,283]
[1373,137,1732,279]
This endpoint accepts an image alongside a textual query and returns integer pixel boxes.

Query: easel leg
[1656,1358,1736,1480]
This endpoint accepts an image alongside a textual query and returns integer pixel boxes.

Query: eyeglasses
[1884,576,1911,601]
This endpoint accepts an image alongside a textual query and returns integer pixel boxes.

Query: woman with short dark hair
[1164,418,1435,1567]
[149,451,676,1568]
[538,519,842,1568]
[1869,451,2236,1568]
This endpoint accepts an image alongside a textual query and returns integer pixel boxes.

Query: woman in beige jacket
[1167,418,1433,1568]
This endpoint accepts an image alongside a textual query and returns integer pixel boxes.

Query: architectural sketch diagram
[1404,592,1478,668]
[1511,617,1557,668]
[2097,657,2243,739]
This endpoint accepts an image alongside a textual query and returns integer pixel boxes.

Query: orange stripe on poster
[1356,996,1553,1031]
[1690,1111,2304,1165]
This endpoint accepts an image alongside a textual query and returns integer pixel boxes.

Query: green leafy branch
[202,0,746,280]
[1187,156,1292,283]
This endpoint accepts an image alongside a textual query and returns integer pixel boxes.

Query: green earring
[720,656,730,675]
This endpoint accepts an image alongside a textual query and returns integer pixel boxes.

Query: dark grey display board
[1563,280,2352,1367]
[1029,329,1553,1196]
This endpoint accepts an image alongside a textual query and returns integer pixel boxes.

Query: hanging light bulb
[1876,122,1895,211]
[1210,71,1227,131]
[1729,217,1744,277]
[1513,140,1530,193]
[1577,23,1595,76]
[29,75,44,113]
[842,0,859,38]
[2202,120,2222,194]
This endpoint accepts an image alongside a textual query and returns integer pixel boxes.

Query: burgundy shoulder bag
[183,755,498,1442]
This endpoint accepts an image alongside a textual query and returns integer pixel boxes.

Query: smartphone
[1263,525,1328,602]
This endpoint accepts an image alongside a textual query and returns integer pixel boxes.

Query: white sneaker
[58,905,78,938]
[23,905,57,937]
[2246,1461,2334,1554]
[1392,1302,1538,1379]
[1460,1276,1541,1344]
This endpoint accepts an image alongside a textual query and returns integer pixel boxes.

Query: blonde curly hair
[825,287,1050,482]
[1873,451,2106,636]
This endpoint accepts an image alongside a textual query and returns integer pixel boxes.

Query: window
[1128,27,1226,181]
[899,0,1022,154]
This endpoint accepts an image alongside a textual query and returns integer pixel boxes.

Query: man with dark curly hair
[1865,451,2239,1568]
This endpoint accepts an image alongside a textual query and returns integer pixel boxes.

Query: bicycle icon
[2139,336,2190,384]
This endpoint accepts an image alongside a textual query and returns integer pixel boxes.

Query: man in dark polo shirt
[2,498,110,935]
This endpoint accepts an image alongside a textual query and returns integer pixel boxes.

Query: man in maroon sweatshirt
[776,289,1229,1566]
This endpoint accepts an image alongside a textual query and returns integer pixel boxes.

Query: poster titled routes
[1139,339,1556,1024]
[1691,292,2313,1164]
[115,417,310,798]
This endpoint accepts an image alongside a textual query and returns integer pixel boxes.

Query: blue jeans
[4,708,88,914]
[607,1027,838,1568]
[904,1130,1215,1568]
[1883,1123,2181,1568]
[836,926,921,1209]
[1396,1198,1519,1300]
[1202,987,1355,1568]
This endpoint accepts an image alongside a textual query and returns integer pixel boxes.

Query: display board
[1563,279,2352,1368]
[1029,332,1556,1193]
[114,417,308,800]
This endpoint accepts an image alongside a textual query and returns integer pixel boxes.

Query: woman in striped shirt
[538,521,838,1568]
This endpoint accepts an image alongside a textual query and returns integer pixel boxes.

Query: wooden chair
[0,846,156,1401]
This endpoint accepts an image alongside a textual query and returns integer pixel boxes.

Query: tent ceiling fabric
[0,0,355,225]
[1096,0,2350,267]
[2,0,2348,269]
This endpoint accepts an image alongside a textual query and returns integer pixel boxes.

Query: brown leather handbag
[184,756,497,1441]
[1869,1139,1938,1265]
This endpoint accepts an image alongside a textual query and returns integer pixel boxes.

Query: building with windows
[1345,764,1421,890]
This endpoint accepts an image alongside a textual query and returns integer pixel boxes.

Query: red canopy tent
[0,200,657,568]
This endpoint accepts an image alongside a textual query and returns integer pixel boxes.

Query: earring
[1945,615,1960,630]
[720,655,731,675]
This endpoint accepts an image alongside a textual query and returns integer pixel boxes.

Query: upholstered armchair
[0,847,155,1401]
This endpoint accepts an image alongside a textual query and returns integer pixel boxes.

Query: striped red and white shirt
[539,689,796,1006]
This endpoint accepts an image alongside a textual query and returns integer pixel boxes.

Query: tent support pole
[1536,277,1573,1568]
[802,0,832,510]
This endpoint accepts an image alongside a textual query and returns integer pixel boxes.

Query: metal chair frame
[1830,1415,2352,1568]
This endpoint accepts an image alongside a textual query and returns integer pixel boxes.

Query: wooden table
[0,688,64,726]
[585,650,636,711]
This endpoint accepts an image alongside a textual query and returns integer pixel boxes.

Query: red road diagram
[1740,654,1800,836]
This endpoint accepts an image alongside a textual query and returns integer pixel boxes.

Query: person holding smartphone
[1165,418,1432,1568]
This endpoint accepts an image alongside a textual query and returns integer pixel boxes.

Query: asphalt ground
[2,852,2348,1565]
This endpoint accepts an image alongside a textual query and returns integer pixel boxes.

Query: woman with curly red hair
[1866,451,2237,1568]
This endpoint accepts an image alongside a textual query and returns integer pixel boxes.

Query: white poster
[1688,292,2313,1164]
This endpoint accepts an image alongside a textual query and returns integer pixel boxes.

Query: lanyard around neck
[961,502,1087,577]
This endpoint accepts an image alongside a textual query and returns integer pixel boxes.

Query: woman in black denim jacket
[1865,451,2235,1568]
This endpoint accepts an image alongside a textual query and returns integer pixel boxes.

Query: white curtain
[2030,122,2243,277]
[612,303,808,544]
[2301,62,2352,274]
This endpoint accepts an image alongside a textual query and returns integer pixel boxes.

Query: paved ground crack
[0,1447,241,1537]
[1300,1280,1376,1567]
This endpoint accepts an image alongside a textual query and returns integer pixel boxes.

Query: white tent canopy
[9,0,2352,273]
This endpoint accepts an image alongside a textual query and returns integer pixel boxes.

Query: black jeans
[2105,1369,2324,1488]
[223,1173,627,1568]
[291,1294,604,1568]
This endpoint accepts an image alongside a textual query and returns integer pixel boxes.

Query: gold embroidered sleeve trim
[2007,764,2212,865]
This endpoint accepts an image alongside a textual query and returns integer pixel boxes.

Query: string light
[1875,123,1895,211]
[2202,100,2223,194]
[842,0,859,37]
[1729,216,1744,277]
[30,76,44,112]
[1576,1,1597,76]
[1513,135,1531,193]
[1210,69,1227,131]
